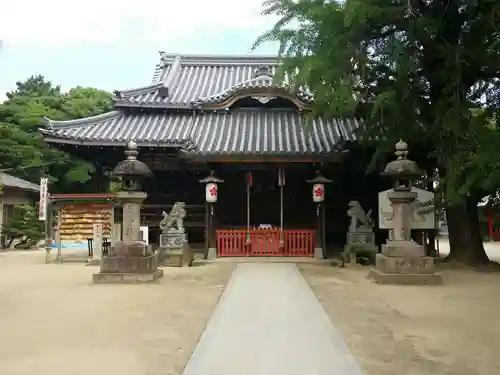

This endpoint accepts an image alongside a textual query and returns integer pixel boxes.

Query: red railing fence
[216,229,315,257]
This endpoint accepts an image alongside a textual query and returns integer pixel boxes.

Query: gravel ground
[0,251,235,375]
[437,237,500,262]
[299,263,500,375]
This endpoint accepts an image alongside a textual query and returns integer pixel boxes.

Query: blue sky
[0,0,278,101]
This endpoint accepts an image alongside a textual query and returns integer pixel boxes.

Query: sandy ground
[299,263,500,375]
[437,237,500,262]
[0,251,235,375]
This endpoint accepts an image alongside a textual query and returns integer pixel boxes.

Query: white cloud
[0,0,277,48]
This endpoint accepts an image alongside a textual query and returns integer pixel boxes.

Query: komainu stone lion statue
[159,202,186,232]
[347,201,374,232]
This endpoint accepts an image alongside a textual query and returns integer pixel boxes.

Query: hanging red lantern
[307,173,332,203]
[206,182,218,203]
[199,171,224,204]
[313,183,324,203]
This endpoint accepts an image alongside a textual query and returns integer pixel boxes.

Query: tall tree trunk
[446,195,489,265]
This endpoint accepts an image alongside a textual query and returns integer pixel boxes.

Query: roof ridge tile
[114,83,163,99]
[44,110,123,129]
[159,51,280,66]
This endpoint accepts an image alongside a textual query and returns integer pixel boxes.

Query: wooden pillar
[199,170,224,260]
[207,203,217,259]
[204,202,209,259]
[321,202,326,257]
[44,204,53,264]
[55,205,62,263]
[315,203,322,255]
[109,204,116,245]
[278,167,284,248]
[488,205,494,241]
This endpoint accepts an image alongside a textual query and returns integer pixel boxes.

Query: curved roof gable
[191,67,313,109]
[110,53,314,109]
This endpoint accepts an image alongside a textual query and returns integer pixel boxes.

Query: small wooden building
[41,53,380,258]
[0,172,40,245]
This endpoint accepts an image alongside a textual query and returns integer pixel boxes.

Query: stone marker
[93,140,163,284]
[368,140,442,285]
[86,223,103,265]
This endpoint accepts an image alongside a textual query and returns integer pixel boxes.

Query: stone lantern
[381,139,422,242]
[93,140,163,283]
[199,171,224,260]
[368,140,442,285]
[306,172,332,259]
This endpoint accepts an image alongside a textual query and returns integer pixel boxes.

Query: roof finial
[125,140,138,160]
[395,139,409,160]
[253,66,273,79]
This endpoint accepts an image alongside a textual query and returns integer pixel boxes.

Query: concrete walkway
[182,263,364,375]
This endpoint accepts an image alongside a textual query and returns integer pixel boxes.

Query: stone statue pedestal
[159,228,193,267]
[93,241,163,283]
[347,228,375,246]
[345,229,376,265]
[345,201,377,264]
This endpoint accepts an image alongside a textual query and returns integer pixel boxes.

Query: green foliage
[62,87,113,118]
[255,0,500,204]
[108,180,122,193]
[7,75,61,99]
[2,204,44,249]
[0,76,112,192]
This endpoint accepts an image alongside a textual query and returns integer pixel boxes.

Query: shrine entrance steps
[216,229,315,257]
[181,263,364,375]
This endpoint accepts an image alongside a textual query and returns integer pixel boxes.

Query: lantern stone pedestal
[92,141,163,284]
[368,191,441,285]
[368,140,442,285]
[160,229,193,267]
[92,241,163,284]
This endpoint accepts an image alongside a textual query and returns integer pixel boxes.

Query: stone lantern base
[368,241,442,285]
[93,241,163,284]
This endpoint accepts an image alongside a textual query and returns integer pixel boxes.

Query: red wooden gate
[216,229,315,257]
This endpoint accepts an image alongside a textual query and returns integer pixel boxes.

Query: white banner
[92,223,103,260]
[38,177,48,221]
[378,187,435,230]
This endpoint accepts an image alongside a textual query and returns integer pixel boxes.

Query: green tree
[0,76,112,192]
[256,0,500,265]
[1,204,44,249]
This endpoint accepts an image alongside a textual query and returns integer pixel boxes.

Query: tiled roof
[42,109,358,154]
[0,172,39,192]
[42,53,361,154]
[42,111,194,147]
[190,110,356,154]
[114,53,305,108]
